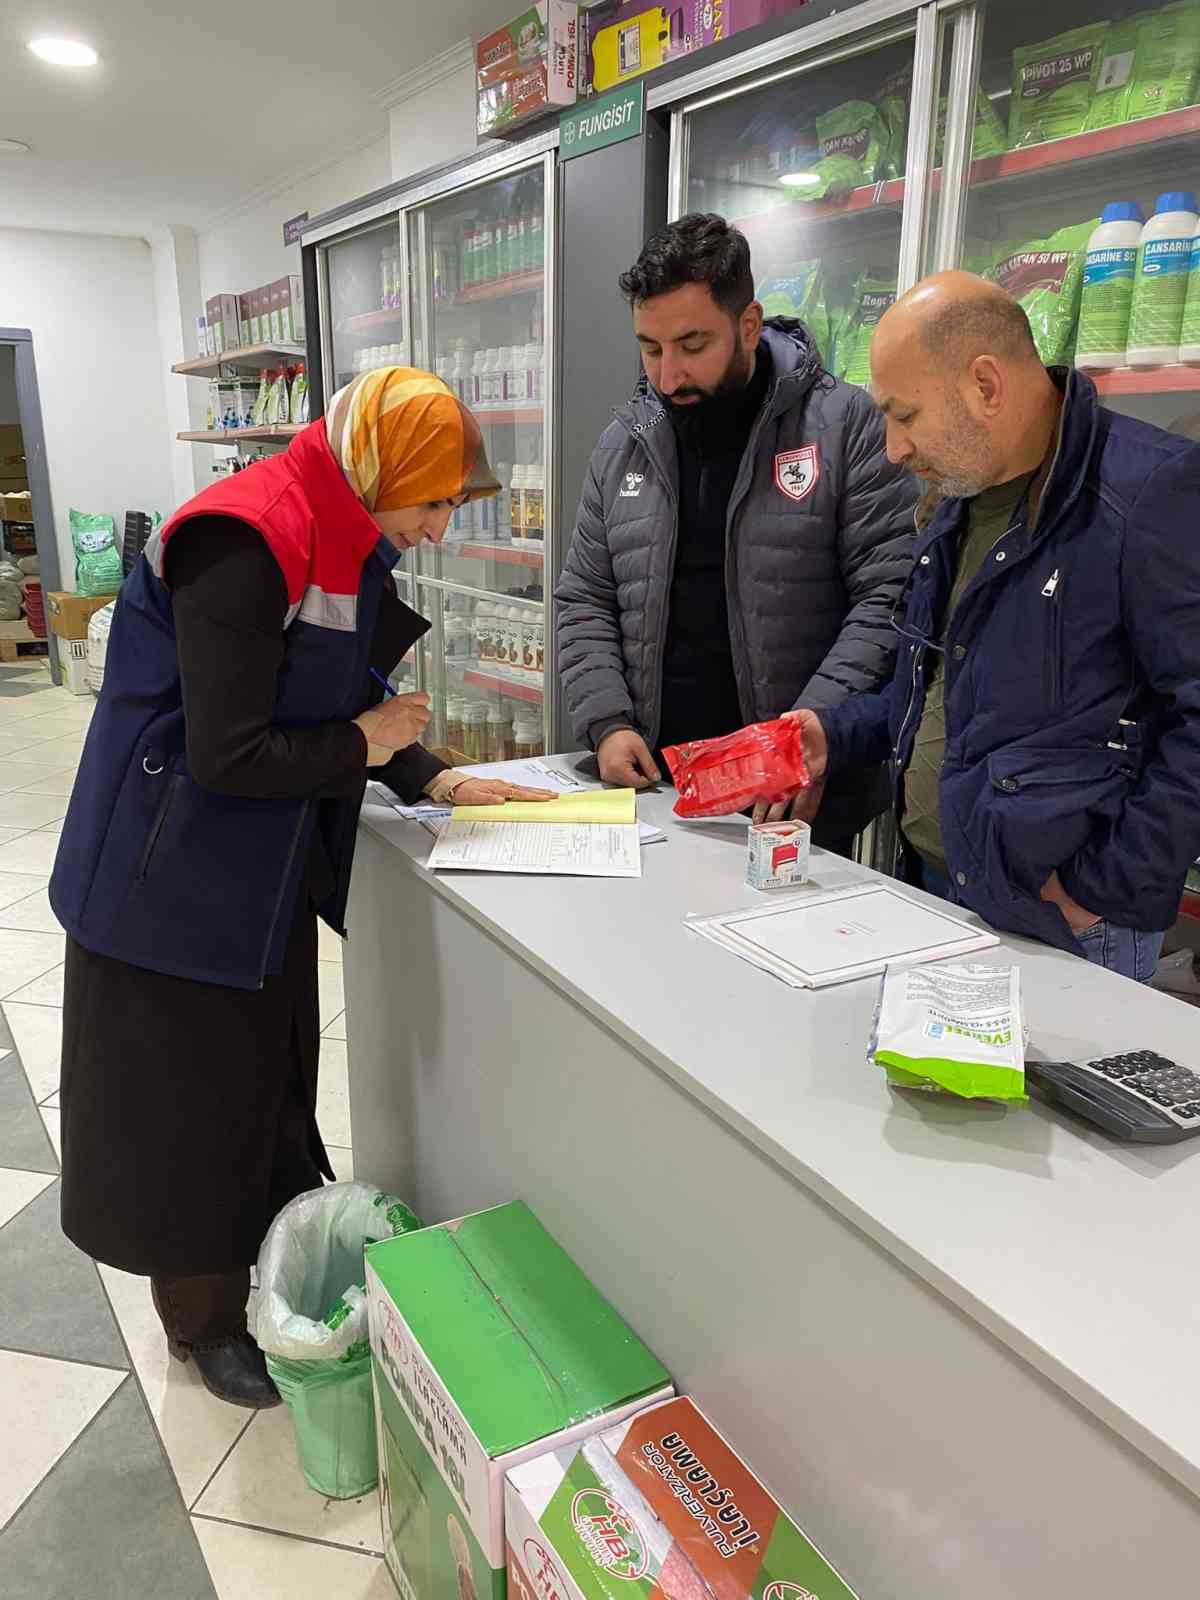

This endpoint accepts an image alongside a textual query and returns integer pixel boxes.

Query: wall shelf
[177,426,304,444]
[343,308,407,335]
[172,343,305,378]
[455,268,544,304]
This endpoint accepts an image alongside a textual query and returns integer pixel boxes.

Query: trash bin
[255,1182,421,1500]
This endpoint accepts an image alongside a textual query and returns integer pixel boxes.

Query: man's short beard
[657,341,753,440]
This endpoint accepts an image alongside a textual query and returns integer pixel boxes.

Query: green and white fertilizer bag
[874,68,911,180]
[814,98,888,189]
[69,509,123,597]
[1008,23,1108,149]
[1084,16,1140,132]
[1126,1,1200,121]
[757,261,831,364]
[870,962,1027,1101]
[841,273,898,388]
[987,219,1098,364]
[255,1182,422,1499]
[935,90,1008,163]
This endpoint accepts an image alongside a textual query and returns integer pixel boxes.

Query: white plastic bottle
[488,347,505,406]
[1128,190,1199,366]
[475,600,495,661]
[507,606,524,668]
[1076,201,1144,370]
[1179,216,1200,363]
[494,462,513,540]
[471,349,487,405]
[452,340,473,405]
[510,463,526,541]
[527,342,544,404]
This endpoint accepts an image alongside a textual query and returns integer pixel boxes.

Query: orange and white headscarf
[325,367,501,514]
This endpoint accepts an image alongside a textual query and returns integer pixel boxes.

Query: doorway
[0,329,62,685]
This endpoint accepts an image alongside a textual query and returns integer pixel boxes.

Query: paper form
[426,819,642,878]
[451,787,635,825]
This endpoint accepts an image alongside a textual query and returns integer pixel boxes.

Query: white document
[426,819,643,878]
[688,883,998,988]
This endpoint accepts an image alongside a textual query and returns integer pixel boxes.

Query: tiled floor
[0,659,388,1599]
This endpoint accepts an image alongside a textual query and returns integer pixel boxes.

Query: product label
[1020,45,1096,98]
[820,125,870,161]
[1131,235,1193,347]
[1077,246,1137,358]
[1181,237,1200,347]
[992,249,1071,299]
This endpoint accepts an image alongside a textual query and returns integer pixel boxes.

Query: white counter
[344,762,1200,1596]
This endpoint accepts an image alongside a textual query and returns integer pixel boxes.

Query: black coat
[59,520,441,1276]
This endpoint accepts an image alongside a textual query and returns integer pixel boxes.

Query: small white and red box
[747,819,811,890]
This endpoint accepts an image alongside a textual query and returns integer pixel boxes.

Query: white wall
[198,134,392,297]
[0,228,175,585]
[386,43,478,186]
[150,225,209,505]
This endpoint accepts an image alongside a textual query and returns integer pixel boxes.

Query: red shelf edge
[462,667,544,704]
[343,308,407,334]
[1089,365,1200,397]
[453,541,544,566]
[471,407,544,426]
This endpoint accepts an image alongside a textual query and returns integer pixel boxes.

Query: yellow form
[451,787,636,825]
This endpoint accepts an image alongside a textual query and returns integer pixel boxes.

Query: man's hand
[598,728,661,789]
[355,692,431,754]
[446,779,558,807]
[1040,869,1102,935]
[752,709,829,824]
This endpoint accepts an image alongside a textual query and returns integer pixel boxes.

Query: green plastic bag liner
[255,1182,422,1499]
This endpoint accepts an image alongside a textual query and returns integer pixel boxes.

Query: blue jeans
[917,862,1163,983]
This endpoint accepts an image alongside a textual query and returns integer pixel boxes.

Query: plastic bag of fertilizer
[1008,24,1108,149]
[987,220,1098,364]
[869,962,1027,1101]
[874,68,911,180]
[841,273,898,388]
[757,261,830,363]
[815,99,887,187]
[69,509,123,598]
[1084,16,1139,131]
[1126,0,1200,122]
[935,90,1007,163]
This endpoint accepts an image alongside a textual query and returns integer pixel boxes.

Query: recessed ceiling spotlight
[0,139,32,155]
[28,38,99,67]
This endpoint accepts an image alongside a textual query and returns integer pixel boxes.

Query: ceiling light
[779,171,822,190]
[28,38,99,67]
[0,139,32,155]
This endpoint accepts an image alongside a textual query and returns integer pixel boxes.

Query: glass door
[675,19,925,390]
[944,0,1200,436]
[405,155,553,765]
[321,214,409,405]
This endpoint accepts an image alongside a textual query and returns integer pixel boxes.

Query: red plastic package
[662,718,810,818]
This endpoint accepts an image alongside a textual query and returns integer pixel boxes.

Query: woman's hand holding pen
[355,691,431,764]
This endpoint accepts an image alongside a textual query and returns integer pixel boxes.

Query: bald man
[788,271,1200,978]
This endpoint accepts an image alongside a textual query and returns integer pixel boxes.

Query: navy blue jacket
[50,424,431,990]
[822,368,1200,952]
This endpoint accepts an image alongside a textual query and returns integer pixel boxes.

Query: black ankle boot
[169,1334,282,1409]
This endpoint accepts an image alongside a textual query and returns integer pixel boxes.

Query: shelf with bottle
[434,173,546,309]
[178,425,304,444]
[445,539,544,567]
[343,308,408,335]
[1089,365,1200,396]
[172,343,307,379]
[435,340,545,424]
[455,269,545,305]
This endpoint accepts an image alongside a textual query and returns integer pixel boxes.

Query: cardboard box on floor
[366,1200,672,1600]
[506,1394,861,1599]
[46,591,114,640]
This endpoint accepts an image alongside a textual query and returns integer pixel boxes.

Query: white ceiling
[0,0,516,238]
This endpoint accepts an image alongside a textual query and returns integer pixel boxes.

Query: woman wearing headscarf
[49,368,552,1408]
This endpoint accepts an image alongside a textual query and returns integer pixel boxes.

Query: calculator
[1026,1050,1200,1144]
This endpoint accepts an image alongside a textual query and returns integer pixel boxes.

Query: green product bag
[256,1183,422,1499]
[987,220,1098,364]
[870,963,1027,1102]
[1084,16,1139,131]
[1127,1,1200,121]
[1008,24,1108,149]
[757,260,830,364]
[69,509,123,598]
[936,90,1008,163]
[842,273,898,388]
[814,99,887,187]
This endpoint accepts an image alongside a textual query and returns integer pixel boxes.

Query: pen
[369,667,396,699]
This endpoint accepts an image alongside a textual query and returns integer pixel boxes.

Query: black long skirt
[59,895,334,1278]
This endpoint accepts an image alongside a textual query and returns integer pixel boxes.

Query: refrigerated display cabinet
[660,0,1200,436]
[304,134,559,764]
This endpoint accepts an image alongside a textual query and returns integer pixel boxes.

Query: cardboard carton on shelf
[204,293,242,354]
[367,1200,671,1600]
[2,491,33,523]
[268,276,305,344]
[476,1,579,138]
[585,0,810,94]
[45,591,115,641]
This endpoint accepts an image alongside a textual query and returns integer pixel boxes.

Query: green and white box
[367,1201,672,1600]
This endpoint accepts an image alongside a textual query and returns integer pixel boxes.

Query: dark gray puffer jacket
[556,320,918,836]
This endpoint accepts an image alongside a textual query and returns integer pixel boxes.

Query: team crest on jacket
[774,444,820,502]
